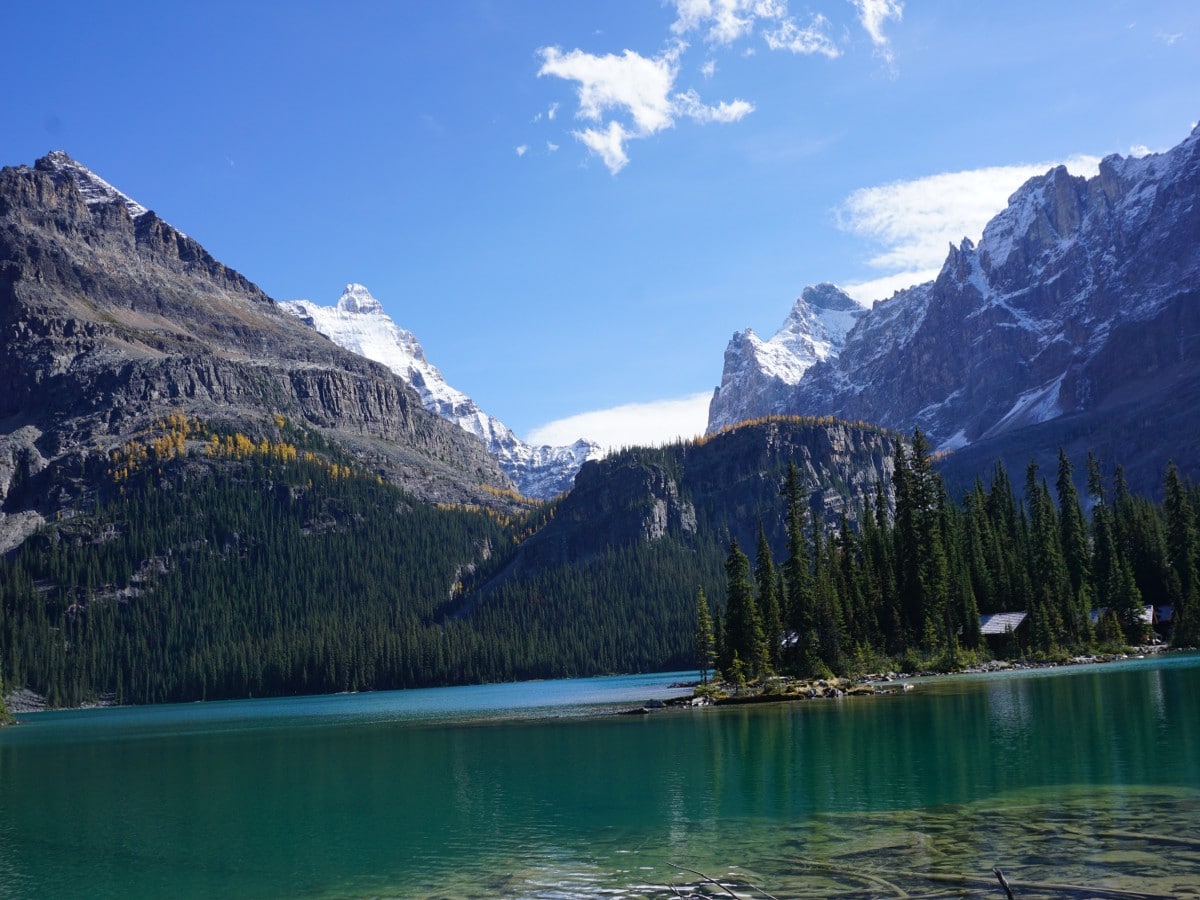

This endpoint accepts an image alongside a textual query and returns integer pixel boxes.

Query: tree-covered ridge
[1,416,1197,709]
[713,434,1200,684]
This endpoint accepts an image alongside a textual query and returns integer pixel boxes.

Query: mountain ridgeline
[0,415,898,706]
[1,138,1199,710]
[710,124,1200,498]
[0,152,518,553]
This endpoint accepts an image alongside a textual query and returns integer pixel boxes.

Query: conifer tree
[782,461,815,669]
[694,587,716,684]
[1164,461,1200,646]
[754,522,783,666]
[724,539,771,681]
[1025,463,1068,650]
[1054,450,1093,645]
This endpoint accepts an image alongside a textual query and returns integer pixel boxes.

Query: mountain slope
[707,125,1200,495]
[282,285,600,499]
[0,152,516,549]
[478,417,898,588]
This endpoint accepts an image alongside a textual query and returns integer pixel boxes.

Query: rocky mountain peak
[703,123,1200,497]
[35,150,150,220]
[801,282,861,312]
[336,282,384,315]
[280,286,602,498]
[708,282,865,432]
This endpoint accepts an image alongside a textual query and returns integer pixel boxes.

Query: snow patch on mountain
[281,284,600,498]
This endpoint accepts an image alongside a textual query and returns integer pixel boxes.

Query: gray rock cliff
[0,153,516,548]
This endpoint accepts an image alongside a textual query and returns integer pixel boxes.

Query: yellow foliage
[105,411,357,484]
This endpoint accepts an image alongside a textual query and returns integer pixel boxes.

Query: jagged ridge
[707,124,1200,495]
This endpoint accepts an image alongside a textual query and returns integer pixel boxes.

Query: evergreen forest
[1,415,1198,708]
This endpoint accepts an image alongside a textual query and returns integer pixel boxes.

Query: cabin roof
[979,611,1028,635]
[1089,605,1156,624]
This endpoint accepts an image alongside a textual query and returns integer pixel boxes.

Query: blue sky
[3,1,1198,450]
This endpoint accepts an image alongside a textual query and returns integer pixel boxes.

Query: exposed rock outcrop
[491,417,898,579]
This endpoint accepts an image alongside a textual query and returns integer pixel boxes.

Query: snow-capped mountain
[708,283,866,431]
[282,285,600,498]
[707,123,1200,495]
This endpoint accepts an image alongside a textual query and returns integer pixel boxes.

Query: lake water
[1,657,1198,898]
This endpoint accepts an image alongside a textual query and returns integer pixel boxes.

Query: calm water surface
[1,657,1198,898]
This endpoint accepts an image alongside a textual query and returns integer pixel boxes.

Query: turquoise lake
[1,656,1198,898]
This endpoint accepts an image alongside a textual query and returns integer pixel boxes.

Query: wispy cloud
[850,0,903,64]
[515,144,528,157]
[763,14,840,58]
[674,89,755,124]
[837,154,1102,302]
[526,392,712,451]
[669,0,839,56]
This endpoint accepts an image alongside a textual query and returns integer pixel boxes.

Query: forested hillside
[2,415,1197,708]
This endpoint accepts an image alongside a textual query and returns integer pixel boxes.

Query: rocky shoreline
[621,644,1179,715]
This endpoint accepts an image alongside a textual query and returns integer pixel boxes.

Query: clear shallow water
[1,657,1198,898]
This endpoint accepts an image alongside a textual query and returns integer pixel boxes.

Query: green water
[1,658,1198,898]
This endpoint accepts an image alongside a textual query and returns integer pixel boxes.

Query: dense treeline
[713,433,1200,682]
[0,415,728,707]
[2,416,1198,708]
[0,450,517,706]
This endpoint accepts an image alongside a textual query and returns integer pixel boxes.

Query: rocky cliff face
[0,153,515,548]
[494,417,898,579]
[708,125,1200,495]
[282,285,601,499]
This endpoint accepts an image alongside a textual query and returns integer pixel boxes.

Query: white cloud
[548,101,560,120]
[671,0,756,44]
[837,155,1102,285]
[526,392,712,452]
[575,121,632,173]
[538,44,753,173]
[850,0,903,61]
[546,140,560,153]
[674,88,755,124]
[538,46,679,135]
[538,1,901,172]
[515,144,528,157]
[669,0,840,57]
[840,268,940,305]
[763,14,840,57]
[1157,31,1183,45]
